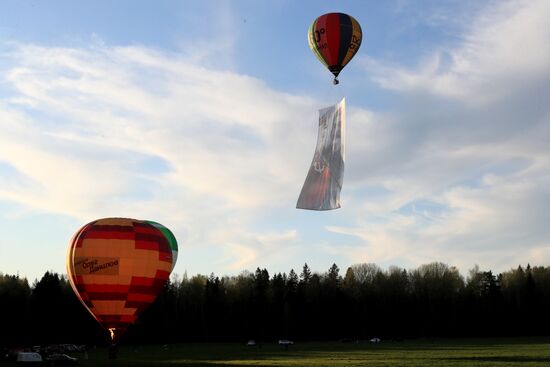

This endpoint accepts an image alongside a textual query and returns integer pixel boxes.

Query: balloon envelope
[66,218,176,340]
[145,220,178,271]
[308,12,362,83]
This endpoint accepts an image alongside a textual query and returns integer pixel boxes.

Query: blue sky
[1,0,550,282]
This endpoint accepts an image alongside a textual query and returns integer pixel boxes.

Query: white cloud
[369,0,550,105]
[2,0,550,279]
[0,41,324,273]
[1,43,317,214]
[211,229,299,272]
[332,0,550,273]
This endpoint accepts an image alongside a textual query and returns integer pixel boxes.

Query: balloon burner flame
[109,328,116,341]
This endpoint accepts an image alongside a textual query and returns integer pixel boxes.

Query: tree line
[1,262,550,346]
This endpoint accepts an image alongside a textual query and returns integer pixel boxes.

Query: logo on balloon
[74,257,120,275]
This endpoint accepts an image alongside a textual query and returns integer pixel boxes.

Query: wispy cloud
[0,41,322,273]
[1,0,550,278]
[369,0,550,105]
[336,0,550,273]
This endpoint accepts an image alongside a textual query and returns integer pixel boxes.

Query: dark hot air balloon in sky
[66,218,178,345]
[308,12,362,84]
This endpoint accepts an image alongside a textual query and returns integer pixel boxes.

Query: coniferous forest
[1,262,550,347]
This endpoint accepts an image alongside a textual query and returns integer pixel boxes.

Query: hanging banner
[297,98,346,210]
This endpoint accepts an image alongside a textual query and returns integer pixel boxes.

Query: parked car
[278,340,294,345]
[44,345,64,354]
[60,344,78,352]
[16,352,43,364]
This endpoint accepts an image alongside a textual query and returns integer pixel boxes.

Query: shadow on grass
[446,356,550,363]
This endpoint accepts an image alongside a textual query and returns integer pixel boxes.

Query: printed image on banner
[297,98,346,210]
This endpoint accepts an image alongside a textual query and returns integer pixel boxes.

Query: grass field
[3,338,550,366]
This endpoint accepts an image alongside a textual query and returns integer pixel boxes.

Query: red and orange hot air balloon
[308,12,363,84]
[66,218,177,344]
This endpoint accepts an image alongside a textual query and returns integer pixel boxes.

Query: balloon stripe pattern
[308,22,328,68]
[308,12,362,81]
[67,218,176,337]
[341,16,362,68]
[145,220,178,271]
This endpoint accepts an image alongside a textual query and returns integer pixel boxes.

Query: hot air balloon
[308,12,362,84]
[66,218,177,346]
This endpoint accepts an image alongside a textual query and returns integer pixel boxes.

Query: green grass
[3,338,550,366]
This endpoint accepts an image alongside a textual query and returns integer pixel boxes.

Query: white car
[369,337,381,343]
[278,340,294,346]
[16,352,43,364]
